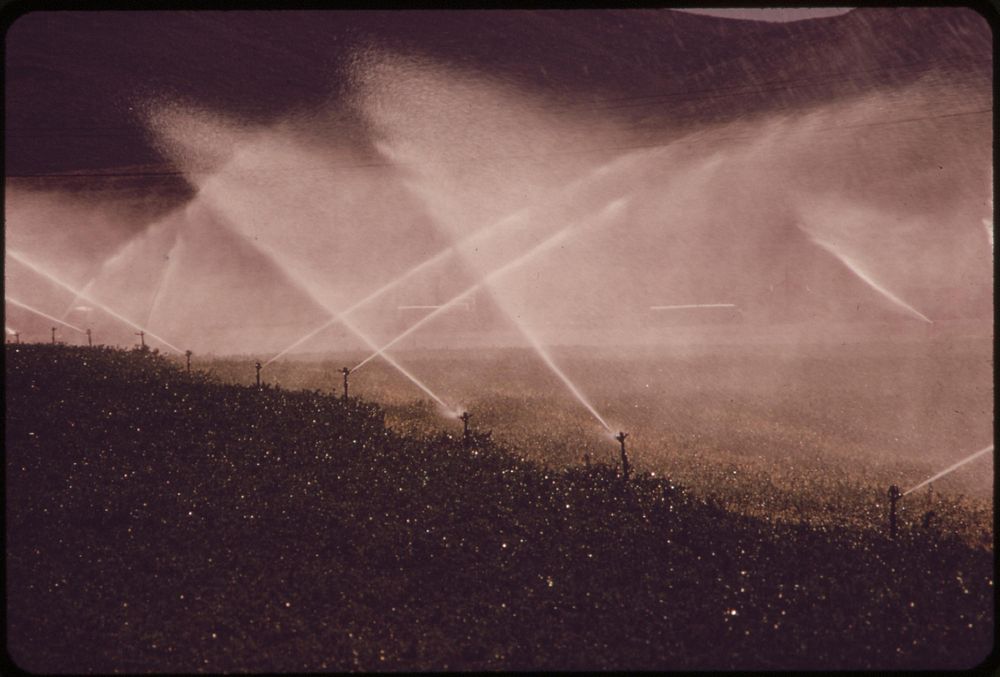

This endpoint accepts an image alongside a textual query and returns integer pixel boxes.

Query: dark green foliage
[5,345,993,672]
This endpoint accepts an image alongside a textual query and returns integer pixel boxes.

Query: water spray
[806,235,933,324]
[196,213,457,414]
[262,142,653,369]
[6,250,184,354]
[6,296,86,335]
[350,224,575,373]
[346,199,623,435]
[340,366,351,400]
[339,314,456,413]
[901,444,994,496]
[616,431,631,481]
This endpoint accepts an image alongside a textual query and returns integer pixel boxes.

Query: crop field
[204,337,994,541]
[8,342,990,671]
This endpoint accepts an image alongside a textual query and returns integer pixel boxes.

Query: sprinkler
[13,332,20,344]
[135,330,146,350]
[584,452,591,469]
[86,328,92,347]
[340,366,351,400]
[459,411,472,446]
[888,484,901,539]
[920,482,936,530]
[255,361,262,389]
[51,327,57,344]
[185,350,192,373]
[616,432,631,481]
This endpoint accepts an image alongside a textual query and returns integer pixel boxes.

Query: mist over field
[4,8,994,672]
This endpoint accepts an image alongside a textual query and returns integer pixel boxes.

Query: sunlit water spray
[902,444,994,496]
[351,198,629,433]
[187,193,458,413]
[262,243,458,367]
[806,235,933,323]
[5,296,87,334]
[7,250,184,354]
[145,235,184,329]
[263,143,652,367]
[58,225,158,321]
[351,224,574,371]
[340,314,457,414]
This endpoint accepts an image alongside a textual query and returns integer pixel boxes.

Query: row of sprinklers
[7,326,992,540]
[6,325,196,372]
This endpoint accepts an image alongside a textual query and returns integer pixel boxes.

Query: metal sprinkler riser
[616,431,631,481]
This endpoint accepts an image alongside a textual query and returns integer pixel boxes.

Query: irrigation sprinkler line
[5,296,87,334]
[6,250,185,354]
[902,444,994,497]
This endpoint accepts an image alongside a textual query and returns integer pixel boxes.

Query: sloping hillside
[5,344,992,671]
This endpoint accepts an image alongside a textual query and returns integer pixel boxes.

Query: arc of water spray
[262,144,657,368]
[902,444,993,496]
[5,296,87,333]
[188,200,458,413]
[806,235,933,324]
[351,199,629,433]
[144,234,184,330]
[6,250,185,354]
[351,223,575,372]
[339,314,456,413]
[262,243,457,367]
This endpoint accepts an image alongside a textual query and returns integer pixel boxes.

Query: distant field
[199,337,993,541]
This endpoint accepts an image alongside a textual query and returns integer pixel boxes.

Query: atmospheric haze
[4,9,993,476]
[8,66,990,352]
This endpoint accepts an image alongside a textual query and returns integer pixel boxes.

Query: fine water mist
[4,14,992,475]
